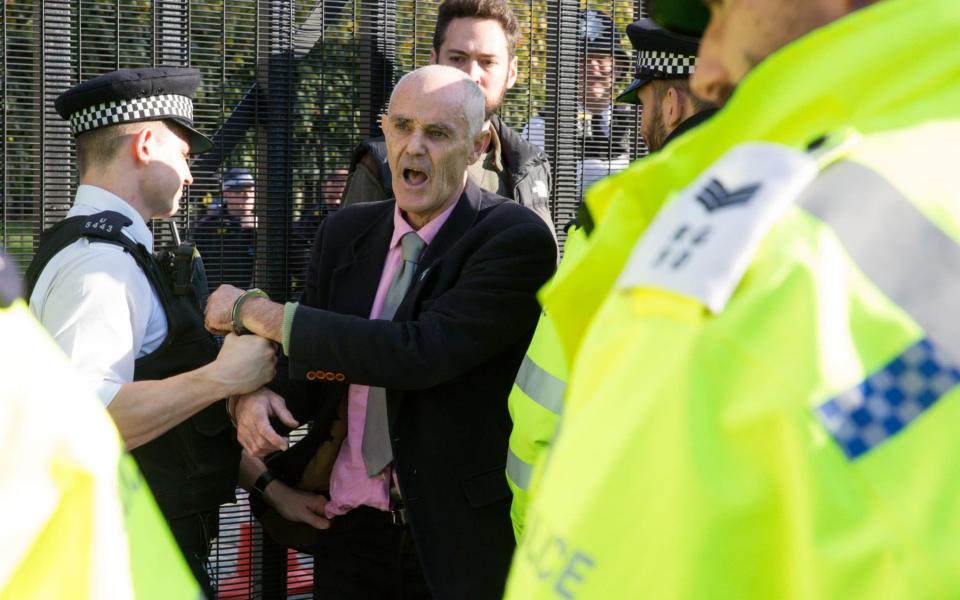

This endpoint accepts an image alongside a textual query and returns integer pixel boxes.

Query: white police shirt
[29,185,167,406]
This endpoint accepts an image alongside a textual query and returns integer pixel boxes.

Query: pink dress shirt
[325,199,458,518]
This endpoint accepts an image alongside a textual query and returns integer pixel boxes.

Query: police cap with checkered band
[54,66,213,153]
[616,17,700,104]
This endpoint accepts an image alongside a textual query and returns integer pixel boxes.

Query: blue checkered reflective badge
[815,338,960,460]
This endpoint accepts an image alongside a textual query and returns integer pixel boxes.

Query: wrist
[251,469,278,503]
[232,288,269,335]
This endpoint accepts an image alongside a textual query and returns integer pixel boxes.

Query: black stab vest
[26,211,239,520]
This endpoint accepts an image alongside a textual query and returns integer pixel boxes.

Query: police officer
[616,17,716,152]
[524,9,635,196]
[505,16,715,541]
[1,248,198,599]
[193,166,258,289]
[505,0,960,597]
[26,67,276,595]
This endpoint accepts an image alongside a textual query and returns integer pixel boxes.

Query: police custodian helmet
[54,66,213,153]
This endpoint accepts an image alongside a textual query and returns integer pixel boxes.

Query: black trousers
[168,510,219,599]
[313,506,431,600]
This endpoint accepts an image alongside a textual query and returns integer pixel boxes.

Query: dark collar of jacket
[662,107,719,149]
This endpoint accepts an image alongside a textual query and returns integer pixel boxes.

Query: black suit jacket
[273,180,556,599]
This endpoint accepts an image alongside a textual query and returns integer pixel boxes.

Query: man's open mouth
[403,168,429,186]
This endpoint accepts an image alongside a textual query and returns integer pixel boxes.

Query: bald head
[381,65,492,230]
[390,65,486,137]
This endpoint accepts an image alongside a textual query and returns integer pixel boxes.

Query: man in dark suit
[204,65,557,599]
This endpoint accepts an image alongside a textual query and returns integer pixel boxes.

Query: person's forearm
[240,296,286,344]
[238,450,269,491]
[108,363,230,450]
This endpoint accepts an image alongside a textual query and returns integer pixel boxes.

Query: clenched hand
[214,333,277,397]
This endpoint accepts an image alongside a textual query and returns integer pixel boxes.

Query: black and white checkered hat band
[637,50,696,77]
[69,94,194,135]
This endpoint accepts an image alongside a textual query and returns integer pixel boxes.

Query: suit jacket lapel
[329,204,394,318]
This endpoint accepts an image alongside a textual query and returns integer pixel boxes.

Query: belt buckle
[390,507,408,527]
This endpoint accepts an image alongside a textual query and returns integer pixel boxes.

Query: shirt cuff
[282,302,299,356]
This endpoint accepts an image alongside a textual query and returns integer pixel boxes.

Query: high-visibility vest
[0,299,199,599]
[505,0,960,597]
[506,226,588,540]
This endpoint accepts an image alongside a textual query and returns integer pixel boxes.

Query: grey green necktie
[362,231,426,477]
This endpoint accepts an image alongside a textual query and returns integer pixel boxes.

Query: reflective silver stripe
[506,447,534,491]
[515,354,566,415]
[798,160,960,364]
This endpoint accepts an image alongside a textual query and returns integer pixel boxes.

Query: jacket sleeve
[286,218,557,390]
[265,219,335,426]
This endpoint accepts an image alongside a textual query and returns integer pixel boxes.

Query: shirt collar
[391,192,460,250]
[72,185,155,252]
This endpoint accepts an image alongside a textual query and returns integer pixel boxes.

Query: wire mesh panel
[1,0,647,597]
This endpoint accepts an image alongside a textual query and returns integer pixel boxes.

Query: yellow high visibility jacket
[505,0,960,597]
[506,226,588,540]
[0,298,199,599]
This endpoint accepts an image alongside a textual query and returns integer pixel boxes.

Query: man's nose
[690,52,730,105]
[690,20,732,105]
[467,61,484,85]
[406,130,427,155]
[184,167,194,186]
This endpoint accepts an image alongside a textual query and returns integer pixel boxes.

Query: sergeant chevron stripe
[695,179,762,212]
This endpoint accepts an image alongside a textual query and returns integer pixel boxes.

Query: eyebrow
[444,48,500,59]
[425,123,455,136]
[389,114,456,135]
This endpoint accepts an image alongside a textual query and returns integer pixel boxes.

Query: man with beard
[340,0,554,235]
[205,66,556,598]
[615,17,716,152]
[504,0,960,597]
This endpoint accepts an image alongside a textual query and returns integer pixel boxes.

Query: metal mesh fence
[1,0,647,596]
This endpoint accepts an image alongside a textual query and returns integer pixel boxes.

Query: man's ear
[470,126,492,163]
[131,126,155,166]
[380,113,390,135]
[506,55,519,90]
[429,48,438,65]
[663,86,685,130]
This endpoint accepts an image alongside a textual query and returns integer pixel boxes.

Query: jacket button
[392,436,400,443]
